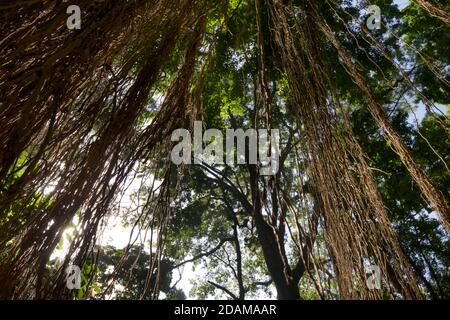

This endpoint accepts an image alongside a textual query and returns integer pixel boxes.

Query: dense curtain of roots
[0,0,448,299]
[267,0,424,299]
[0,0,210,298]
[414,0,450,26]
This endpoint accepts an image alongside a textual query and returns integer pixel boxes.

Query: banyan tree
[0,0,448,300]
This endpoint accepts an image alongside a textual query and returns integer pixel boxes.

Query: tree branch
[207,280,238,300]
[172,237,233,270]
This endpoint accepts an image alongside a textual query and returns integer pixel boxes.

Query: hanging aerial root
[313,4,450,233]
[413,0,450,26]
[0,0,208,299]
[268,0,423,299]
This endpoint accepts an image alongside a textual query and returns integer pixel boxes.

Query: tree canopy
[0,0,449,300]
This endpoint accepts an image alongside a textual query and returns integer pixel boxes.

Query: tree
[0,0,448,300]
